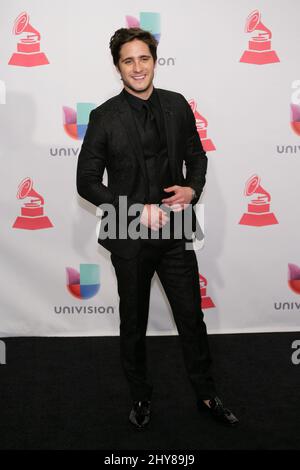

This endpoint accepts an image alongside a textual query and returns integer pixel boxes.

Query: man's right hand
[140,204,169,231]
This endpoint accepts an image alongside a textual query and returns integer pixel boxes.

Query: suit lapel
[116,91,147,183]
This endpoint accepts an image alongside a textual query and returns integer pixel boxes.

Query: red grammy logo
[239,175,278,227]
[240,10,279,65]
[13,177,53,230]
[8,12,49,67]
[199,274,215,309]
[188,100,215,152]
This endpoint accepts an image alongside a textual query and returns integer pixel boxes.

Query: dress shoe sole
[129,418,151,430]
[129,410,151,430]
[198,404,239,427]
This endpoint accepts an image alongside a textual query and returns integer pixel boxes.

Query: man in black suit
[77,28,238,428]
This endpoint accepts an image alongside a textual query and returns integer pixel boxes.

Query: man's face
[117,39,156,97]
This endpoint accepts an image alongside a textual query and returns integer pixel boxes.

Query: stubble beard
[121,74,154,96]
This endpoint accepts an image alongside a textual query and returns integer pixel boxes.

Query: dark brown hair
[109,28,158,66]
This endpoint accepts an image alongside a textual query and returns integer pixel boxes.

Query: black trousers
[110,237,217,402]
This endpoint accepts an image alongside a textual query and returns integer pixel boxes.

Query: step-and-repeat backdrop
[1,0,300,336]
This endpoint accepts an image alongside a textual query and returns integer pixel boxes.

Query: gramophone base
[202,138,216,152]
[240,49,280,65]
[239,212,278,226]
[8,52,49,67]
[13,216,53,230]
[201,296,215,309]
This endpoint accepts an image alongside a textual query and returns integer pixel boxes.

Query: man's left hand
[162,185,194,212]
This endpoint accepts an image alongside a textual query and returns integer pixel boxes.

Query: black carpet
[0,333,299,450]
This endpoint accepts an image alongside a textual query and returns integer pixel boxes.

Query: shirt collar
[123,87,158,111]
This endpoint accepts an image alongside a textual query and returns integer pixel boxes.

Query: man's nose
[133,60,142,72]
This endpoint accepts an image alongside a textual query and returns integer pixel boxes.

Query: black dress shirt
[123,88,185,240]
[123,88,173,204]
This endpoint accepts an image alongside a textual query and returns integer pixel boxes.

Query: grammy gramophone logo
[199,274,215,309]
[8,12,49,67]
[13,177,53,230]
[239,175,278,227]
[188,100,215,152]
[239,10,279,65]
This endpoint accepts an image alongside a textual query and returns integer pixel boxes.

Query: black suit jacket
[76,88,207,259]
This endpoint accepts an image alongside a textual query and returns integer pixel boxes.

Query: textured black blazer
[76,88,207,259]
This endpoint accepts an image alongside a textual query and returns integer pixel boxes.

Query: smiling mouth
[132,75,146,81]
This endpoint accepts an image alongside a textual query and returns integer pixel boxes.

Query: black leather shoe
[129,400,151,429]
[198,396,239,426]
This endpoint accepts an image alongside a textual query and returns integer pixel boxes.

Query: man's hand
[140,204,170,231]
[161,185,194,212]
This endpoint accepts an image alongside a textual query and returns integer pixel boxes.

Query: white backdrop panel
[1,0,300,336]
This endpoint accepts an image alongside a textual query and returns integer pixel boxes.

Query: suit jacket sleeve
[76,109,117,207]
[183,98,208,203]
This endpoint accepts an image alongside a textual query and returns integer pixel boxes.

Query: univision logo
[273,263,300,311]
[66,264,100,299]
[63,103,95,140]
[126,12,161,42]
[50,102,95,157]
[125,12,175,66]
[276,81,300,156]
[291,80,300,137]
[288,263,300,295]
[53,263,115,315]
